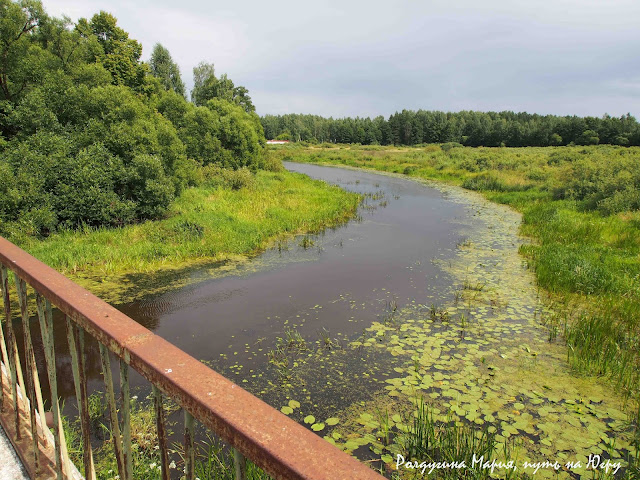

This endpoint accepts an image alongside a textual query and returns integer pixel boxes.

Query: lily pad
[311,423,325,432]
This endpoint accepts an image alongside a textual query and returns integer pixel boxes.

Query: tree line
[0,0,265,239]
[261,111,640,147]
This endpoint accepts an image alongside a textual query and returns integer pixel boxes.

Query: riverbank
[16,170,360,304]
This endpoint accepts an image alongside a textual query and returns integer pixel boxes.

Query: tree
[149,43,185,97]
[0,0,50,102]
[76,11,147,91]
[191,61,254,113]
[549,133,563,146]
[577,129,599,146]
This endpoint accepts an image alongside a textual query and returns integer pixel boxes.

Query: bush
[441,142,462,152]
[462,173,506,191]
[53,145,135,228]
[554,156,640,213]
[258,151,285,172]
[201,165,255,190]
[126,154,175,219]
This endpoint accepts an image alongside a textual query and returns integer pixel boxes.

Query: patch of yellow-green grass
[19,170,360,303]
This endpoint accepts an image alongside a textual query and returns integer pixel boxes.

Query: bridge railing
[0,236,384,480]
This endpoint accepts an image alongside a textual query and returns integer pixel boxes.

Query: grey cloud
[44,0,640,117]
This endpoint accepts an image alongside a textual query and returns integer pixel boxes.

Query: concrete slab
[0,423,29,479]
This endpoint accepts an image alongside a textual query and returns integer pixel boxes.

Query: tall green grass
[398,398,521,480]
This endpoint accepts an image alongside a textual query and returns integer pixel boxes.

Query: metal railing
[0,236,385,480]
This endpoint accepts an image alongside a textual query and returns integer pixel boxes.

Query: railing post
[1,266,23,438]
[67,319,96,480]
[36,294,67,480]
[153,385,170,480]
[184,411,195,480]
[0,266,10,411]
[99,343,126,480]
[120,358,132,480]
[234,448,247,480]
[14,275,40,472]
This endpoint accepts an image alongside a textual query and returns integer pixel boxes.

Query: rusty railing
[0,236,385,480]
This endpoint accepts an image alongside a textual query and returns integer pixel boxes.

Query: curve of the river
[34,162,633,478]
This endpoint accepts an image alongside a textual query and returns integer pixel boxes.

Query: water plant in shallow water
[299,235,315,249]
[383,299,399,325]
[317,327,339,350]
[399,397,506,480]
[283,327,307,351]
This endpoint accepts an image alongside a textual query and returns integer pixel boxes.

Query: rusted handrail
[0,236,385,480]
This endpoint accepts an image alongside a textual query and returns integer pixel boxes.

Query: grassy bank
[267,143,640,400]
[17,169,360,303]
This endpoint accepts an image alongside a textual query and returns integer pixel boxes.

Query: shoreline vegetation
[266,143,640,399]
[15,168,360,304]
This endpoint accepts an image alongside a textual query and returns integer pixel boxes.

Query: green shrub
[462,173,506,191]
[201,164,255,190]
[126,154,175,219]
[441,142,462,152]
[554,156,640,213]
[53,145,135,228]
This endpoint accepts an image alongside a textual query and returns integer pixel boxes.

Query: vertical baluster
[14,276,39,471]
[153,386,170,480]
[233,448,247,480]
[99,343,125,480]
[36,294,66,480]
[1,266,21,436]
[67,319,96,480]
[15,278,47,430]
[120,359,132,480]
[184,411,195,480]
[0,266,9,410]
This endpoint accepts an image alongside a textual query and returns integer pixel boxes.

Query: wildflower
[169,460,176,469]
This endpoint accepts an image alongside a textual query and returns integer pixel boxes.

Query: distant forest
[261,111,640,147]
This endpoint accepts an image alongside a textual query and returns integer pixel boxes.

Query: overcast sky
[43,0,640,118]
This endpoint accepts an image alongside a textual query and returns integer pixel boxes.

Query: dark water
[30,163,470,410]
[119,164,465,364]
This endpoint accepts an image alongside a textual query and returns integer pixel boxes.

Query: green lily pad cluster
[329,183,637,476]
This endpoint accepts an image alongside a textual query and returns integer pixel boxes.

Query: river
[29,162,634,477]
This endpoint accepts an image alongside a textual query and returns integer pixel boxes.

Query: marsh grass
[398,398,522,480]
[565,313,640,400]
